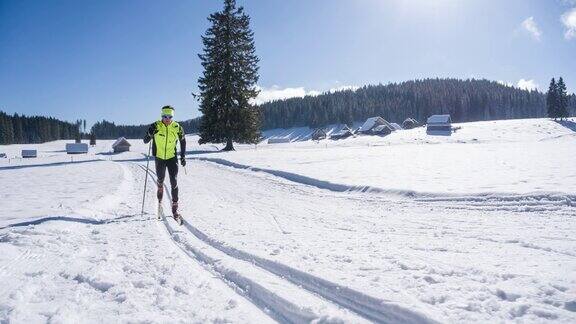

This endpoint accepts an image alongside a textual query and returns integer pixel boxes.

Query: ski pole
[141,141,152,217]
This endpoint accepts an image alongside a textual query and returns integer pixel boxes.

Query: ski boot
[157,201,163,220]
[172,201,183,225]
[157,186,164,220]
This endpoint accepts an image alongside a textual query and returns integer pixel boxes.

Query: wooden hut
[330,125,353,140]
[311,128,327,140]
[402,118,419,129]
[426,115,452,135]
[22,149,37,158]
[112,137,131,153]
[358,117,393,134]
[371,124,394,136]
[66,143,89,154]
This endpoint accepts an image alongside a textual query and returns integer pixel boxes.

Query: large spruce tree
[197,0,260,151]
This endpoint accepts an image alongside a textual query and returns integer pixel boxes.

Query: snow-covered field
[0,118,575,323]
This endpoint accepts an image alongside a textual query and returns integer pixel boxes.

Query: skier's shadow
[555,120,576,133]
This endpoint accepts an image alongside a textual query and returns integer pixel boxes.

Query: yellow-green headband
[161,107,174,117]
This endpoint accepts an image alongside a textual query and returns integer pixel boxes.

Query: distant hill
[88,78,576,139]
[259,78,576,130]
[0,111,80,145]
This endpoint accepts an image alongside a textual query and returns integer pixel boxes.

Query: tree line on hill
[259,78,576,129]
[4,77,575,144]
[88,77,576,140]
[0,111,81,145]
[89,118,201,140]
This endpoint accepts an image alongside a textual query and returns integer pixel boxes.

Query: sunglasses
[162,115,173,119]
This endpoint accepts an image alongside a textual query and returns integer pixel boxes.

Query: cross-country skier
[143,106,186,221]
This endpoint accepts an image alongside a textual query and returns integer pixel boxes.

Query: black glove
[180,157,186,166]
[147,125,158,137]
[144,124,158,143]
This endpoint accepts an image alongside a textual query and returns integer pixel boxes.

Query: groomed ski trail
[190,157,575,213]
[172,159,576,323]
[137,164,369,323]
[135,162,437,324]
[0,160,275,323]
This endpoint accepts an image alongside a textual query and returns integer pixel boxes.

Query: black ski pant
[155,157,178,203]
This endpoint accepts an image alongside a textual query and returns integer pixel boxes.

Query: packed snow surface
[1,117,575,323]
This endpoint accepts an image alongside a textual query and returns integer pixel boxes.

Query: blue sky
[1,0,575,127]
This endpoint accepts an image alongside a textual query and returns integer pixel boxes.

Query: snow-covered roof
[359,117,391,132]
[427,115,452,125]
[390,123,402,130]
[112,137,131,148]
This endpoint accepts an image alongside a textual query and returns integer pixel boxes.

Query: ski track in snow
[190,157,576,213]
[176,159,576,323]
[0,160,275,323]
[137,163,436,323]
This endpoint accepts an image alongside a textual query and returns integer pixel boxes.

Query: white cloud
[252,86,313,105]
[253,84,358,105]
[517,79,539,91]
[521,17,542,41]
[561,8,576,40]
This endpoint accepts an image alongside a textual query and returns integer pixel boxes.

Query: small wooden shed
[22,149,37,158]
[358,117,393,134]
[311,128,327,140]
[372,124,394,136]
[426,114,452,135]
[402,118,419,129]
[112,137,131,153]
[66,143,89,154]
[330,125,353,140]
